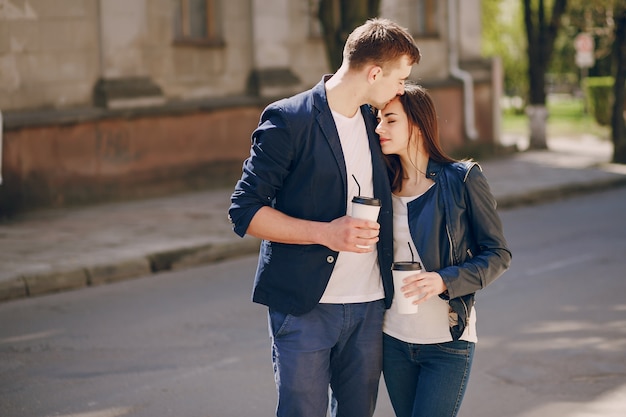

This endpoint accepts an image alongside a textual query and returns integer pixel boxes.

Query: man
[229,18,421,417]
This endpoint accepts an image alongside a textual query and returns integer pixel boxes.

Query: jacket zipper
[445,225,454,265]
[446,208,471,338]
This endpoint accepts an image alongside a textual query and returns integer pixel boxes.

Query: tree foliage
[317,0,381,71]
[482,0,616,96]
[551,0,615,83]
[482,0,529,98]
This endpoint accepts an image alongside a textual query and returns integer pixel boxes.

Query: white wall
[0,0,484,111]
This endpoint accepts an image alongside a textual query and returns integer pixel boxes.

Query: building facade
[0,0,500,214]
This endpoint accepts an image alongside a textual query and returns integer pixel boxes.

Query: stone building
[0,0,500,215]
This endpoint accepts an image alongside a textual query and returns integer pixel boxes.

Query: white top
[383,193,477,343]
[320,109,384,304]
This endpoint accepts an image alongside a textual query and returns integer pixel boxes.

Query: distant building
[0,0,500,214]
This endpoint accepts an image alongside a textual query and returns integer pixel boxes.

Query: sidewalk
[1,135,626,302]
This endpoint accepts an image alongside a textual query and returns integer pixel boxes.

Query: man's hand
[320,215,380,253]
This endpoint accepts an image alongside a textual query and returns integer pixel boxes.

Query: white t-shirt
[383,193,477,343]
[319,109,384,304]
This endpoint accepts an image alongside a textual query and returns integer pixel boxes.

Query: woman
[375,83,512,417]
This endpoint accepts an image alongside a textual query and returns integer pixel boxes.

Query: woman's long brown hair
[383,83,456,192]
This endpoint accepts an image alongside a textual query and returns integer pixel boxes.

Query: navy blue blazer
[229,76,394,316]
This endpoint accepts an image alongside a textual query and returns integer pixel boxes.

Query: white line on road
[525,254,596,277]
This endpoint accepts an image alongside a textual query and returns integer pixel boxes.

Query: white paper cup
[392,261,422,314]
[351,196,381,221]
[351,196,381,249]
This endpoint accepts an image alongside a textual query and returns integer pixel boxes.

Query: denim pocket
[435,340,474,356]
[268,308,293,338]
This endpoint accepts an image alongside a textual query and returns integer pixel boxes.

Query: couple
[228,18,511,417]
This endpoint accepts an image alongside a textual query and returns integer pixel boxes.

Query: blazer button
[326,256,335,263]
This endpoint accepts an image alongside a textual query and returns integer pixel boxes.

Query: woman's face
[376,97,413,157]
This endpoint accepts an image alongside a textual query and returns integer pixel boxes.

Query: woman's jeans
[268,300,385,417]
[382,333,475,417]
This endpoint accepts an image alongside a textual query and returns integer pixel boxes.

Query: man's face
[369,55,413,109]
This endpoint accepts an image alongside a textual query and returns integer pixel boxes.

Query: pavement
[1,134,626,303]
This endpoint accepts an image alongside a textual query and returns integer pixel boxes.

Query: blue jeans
[268,300,385,417]
[382,333,475,417]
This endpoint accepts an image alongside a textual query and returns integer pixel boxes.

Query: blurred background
[1,3,626,416]
[0,0,624,216]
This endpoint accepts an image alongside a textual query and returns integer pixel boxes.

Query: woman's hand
[400,271,447,304]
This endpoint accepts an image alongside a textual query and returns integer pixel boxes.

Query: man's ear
[367,65,383,84]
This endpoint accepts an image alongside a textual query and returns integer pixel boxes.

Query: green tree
[482,0,528,99]
[318,0,381,71]
[523,0,569,149]
[549,0,615,91]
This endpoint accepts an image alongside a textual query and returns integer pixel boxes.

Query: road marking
[0,329,61,345]
[49,407,134,417]
[525,254,596,276]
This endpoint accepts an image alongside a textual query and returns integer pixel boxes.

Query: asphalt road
[1,187,625,417]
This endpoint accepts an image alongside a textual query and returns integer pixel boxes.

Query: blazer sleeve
[229,103,296,237]
[439,165,512,299]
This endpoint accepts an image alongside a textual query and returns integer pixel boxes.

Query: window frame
[173,0,224,47]
[413,0,440,39]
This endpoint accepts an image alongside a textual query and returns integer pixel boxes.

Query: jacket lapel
[313,79,348,200]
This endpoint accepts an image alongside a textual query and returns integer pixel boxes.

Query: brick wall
[0,105,261,216]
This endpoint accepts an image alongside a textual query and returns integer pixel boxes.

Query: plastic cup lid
[352,196,381,206]
[392,261,422,271]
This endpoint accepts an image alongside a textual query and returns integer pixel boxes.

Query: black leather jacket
[405,159,512,339]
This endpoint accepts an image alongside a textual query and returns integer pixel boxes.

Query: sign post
[575,32,595,68]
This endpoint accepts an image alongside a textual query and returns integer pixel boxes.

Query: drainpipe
[447,0,478,140]
[0,109,3,185]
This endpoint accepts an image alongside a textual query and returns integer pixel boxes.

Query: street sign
[574,33,594,53]
[576,51,595,68]
[574,33,595,68]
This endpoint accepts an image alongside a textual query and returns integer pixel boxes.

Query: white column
[94,0,164,108]
[0,110,3,185]
[249,0,301,97]
[98,0,148,78]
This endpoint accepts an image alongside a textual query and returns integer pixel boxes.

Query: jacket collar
[426,159,444,181]
[312,75,332,112]
[427,159,480,183]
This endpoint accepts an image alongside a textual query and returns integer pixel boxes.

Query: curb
[496,175,626,209]
[0,238,261,303]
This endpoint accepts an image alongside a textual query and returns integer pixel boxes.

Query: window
[414,0,439,37]
[173,0,222,45]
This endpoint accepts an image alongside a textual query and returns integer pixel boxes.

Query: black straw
[408,242,414,263]
[352,174,361,196]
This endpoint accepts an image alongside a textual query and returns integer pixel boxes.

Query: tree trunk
[611,5,626,163]
[526,105,549,149]
[318,0,380,72]
[522,0,568,150]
